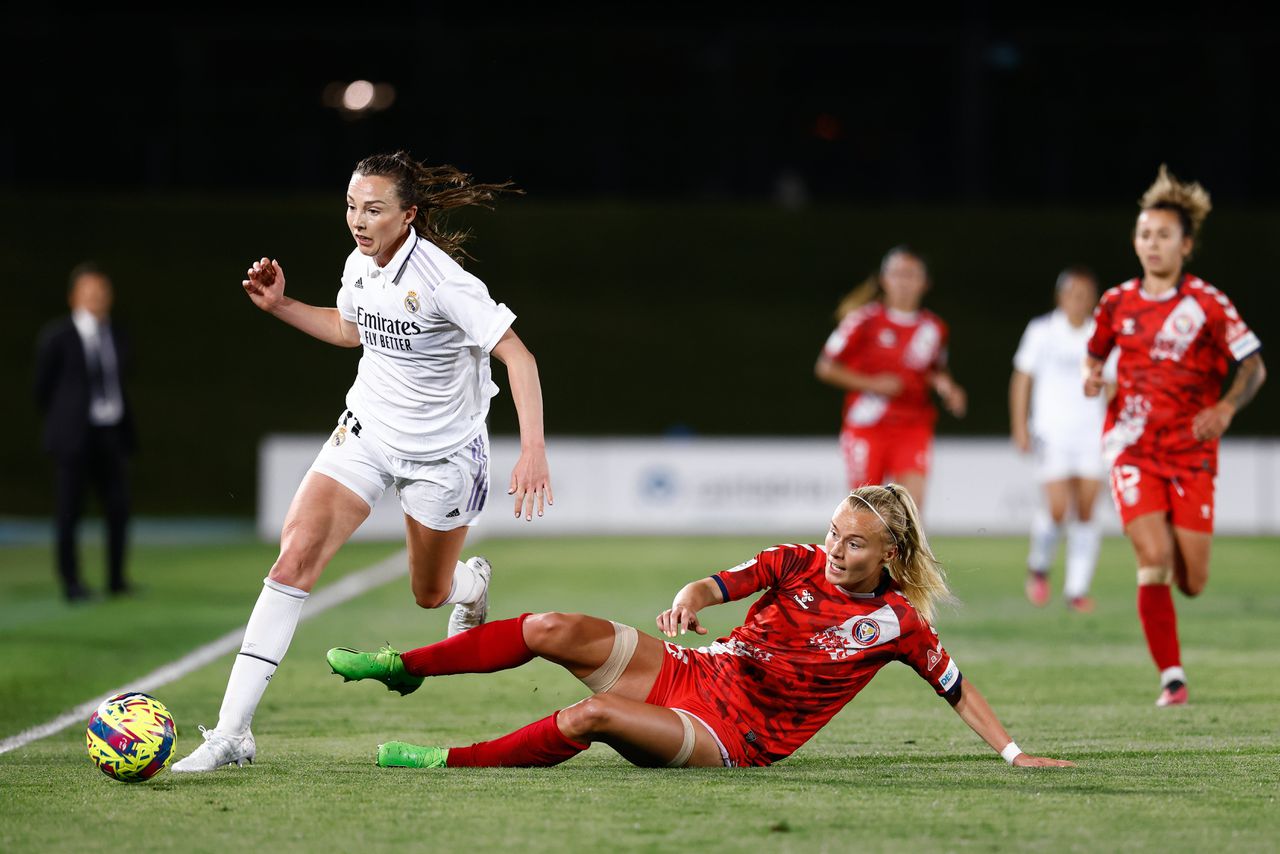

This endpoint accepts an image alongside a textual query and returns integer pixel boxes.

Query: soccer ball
[85,692,177,782]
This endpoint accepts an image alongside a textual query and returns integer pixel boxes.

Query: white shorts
[309,409,490,531]
[1033,434,1106,483]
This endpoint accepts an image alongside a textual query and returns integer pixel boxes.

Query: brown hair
[833,245,926,320]
[1138,164,1212,245]
[352,151,521,262]
[846,483,954,623]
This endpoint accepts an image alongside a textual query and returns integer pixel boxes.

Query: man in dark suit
[34,263,137,601]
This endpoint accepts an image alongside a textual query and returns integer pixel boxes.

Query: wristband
[1000,741,1022,765]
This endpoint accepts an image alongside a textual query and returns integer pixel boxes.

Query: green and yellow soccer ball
[85,692,177,782]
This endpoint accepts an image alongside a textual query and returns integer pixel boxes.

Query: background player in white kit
[1009,268,1107,611]
[173,151,552,772]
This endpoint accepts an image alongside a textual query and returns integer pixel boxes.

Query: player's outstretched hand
[1191,401,1234,441]
[509,448,553,521]
[242,257,286,312]
[657,604,707,638]
[1012,753,1076,768]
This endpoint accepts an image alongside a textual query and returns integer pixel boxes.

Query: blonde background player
[1010,268,1107,611]
[174,151,552,772]
[1084,165,1264,707]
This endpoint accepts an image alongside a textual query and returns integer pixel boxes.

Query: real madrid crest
[404,290,419,313]
[332,425,347,446]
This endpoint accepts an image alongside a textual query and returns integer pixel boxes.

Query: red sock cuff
[446,711,588,767]
[401,613,534,677]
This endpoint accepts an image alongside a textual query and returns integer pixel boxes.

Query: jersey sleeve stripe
[1229,332,1262,362]
[711,574,731,603]
[408,256,442,291]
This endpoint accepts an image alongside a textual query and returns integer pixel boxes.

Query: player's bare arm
[491,327,552,521]
[1192,352,1266,441]
[656,577,724,637]
[1082,355,1106,397]
[951,678,1074,768]
[931,368,967,418]
[814,355,904,397]
[1008,369,1033,452]
[242,257,360,348]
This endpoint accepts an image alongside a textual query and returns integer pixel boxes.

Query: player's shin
[1136,567,1182,678]
[400,613,535,676]
[215,578,309,734]
[444,711,588,767]
[1028,508,1061,573]
[1064,520,1101,598]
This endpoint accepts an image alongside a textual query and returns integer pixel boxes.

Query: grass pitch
[1,533,1277,852]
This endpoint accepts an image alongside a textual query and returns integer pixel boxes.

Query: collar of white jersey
[366,227,421,286]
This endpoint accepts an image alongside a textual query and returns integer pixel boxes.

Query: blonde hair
[1138,163,1212,242]
[833,245,926,320]
[846,483,954,623]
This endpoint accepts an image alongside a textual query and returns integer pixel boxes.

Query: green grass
[1,534,1278,852]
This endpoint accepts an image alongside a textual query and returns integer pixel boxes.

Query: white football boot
[446,556,491,637]
[171,726,256,772]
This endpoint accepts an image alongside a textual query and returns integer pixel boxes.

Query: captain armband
[938,659,963,706]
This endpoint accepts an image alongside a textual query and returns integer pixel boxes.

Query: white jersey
[1012,309,1106,445]
[336,228,516,461]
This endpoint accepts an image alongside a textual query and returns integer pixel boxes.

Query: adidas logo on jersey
[445,508,460,518]
[354,277,364,289]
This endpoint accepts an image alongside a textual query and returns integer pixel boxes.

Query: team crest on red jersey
[853,618,880,645]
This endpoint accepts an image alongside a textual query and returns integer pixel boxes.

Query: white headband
[851,493,897,544]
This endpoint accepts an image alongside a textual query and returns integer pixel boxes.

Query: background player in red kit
[1084,165,1266,707]
[816,246,966,505]
[327,485,1072,770]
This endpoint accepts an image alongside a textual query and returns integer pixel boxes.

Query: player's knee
[1048,506,1069,525]
[1178,576,1208,597]
[270,533,323,588]
[522,612,579,653]
[1133,541,1172,569]
[410,582,450,610]
[559,694,617,739]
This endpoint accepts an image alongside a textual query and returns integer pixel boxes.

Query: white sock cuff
[264,577,310,599]
[443,561,483,605]
[1160,666,1187,687]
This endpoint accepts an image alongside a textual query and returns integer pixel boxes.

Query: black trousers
[54,425,131,595]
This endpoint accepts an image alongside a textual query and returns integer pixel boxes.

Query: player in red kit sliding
[1084,165,1265,707]
[328,485,1072,769]
[816,246,966,506]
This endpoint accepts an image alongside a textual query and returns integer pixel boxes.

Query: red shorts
[1109,462,1215,533]
[839,423,933,489]
[644,643,755,767]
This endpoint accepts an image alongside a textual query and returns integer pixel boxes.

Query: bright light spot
[342,80,376,111]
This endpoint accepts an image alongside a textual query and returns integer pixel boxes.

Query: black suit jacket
[34,317,137,457]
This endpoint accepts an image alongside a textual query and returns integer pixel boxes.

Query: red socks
[1137,584,1181,672]
[446,712,589,767]
[401,614,535,677]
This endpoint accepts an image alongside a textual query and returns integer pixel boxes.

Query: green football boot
[325,645,424,696]
[377,742,449,769]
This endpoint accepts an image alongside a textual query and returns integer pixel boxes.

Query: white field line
[0,549,409,756]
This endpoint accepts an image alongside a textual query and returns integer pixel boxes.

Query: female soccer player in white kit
[1009,268,1107,611]
[173,151,552,772]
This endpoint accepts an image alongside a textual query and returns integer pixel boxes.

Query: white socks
[1027,508,1061,573]
[216,578,308,734]
[1064,520,1101,599]
[442,560,484,605]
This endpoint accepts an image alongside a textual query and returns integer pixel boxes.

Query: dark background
[3,10,1277,515]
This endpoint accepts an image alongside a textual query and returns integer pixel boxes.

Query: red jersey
[822,303,948,429]
[1087,275,1261,475]
[679,543,960,766]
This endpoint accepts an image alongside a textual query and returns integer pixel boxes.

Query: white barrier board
[259,436,1280,540]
